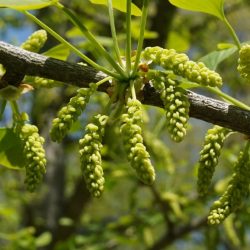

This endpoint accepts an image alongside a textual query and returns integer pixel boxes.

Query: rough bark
[1,41,250,135]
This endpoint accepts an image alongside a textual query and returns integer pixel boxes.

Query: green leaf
[167,31,190,52]
[43,44,70,60]
[0,128,25,169]
[35,232,52,247]
[89,0,142,16]
[169,0,225,20]
[199,46,237,70]
[0,0,57,10]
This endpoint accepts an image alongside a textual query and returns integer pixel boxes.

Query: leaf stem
[222,15,241,50]
[132,0,149,77]
[107,0,124,67]
[57,4,127,78]
[126,0,132,75]
[10,101,20,122]
[130,80,137,100]
[96,76,113,87]
[205,86,250,111]
[22,11,120,79]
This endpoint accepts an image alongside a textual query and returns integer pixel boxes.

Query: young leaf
[89,0,142,16]
[43,44,70,60]
[169,0,225,20]
[0,128,25,169]
[199,46,237,70]
[0,0,57,10]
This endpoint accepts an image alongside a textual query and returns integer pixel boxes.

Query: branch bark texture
[1,41,250,135]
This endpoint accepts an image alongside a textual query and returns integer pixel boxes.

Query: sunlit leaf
[167,31,190,52]
[0,0,57,10]
[89,0,142,16]
[43,44,70,60]
[35,232,52,247]
[169,0,225,20]
[199,46,237,70]
[217,43,236,50]
[131,20,158,39]
[0,128,25,169]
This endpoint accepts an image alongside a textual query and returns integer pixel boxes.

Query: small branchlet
[79,114,108,197]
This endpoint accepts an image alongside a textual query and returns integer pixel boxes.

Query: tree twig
[148,216,207,250]
[1,40,250,135]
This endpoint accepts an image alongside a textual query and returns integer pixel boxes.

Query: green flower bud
[19,124,46,192]
[197,126,231,196]
[50,83,97,142]
[208,143,250,225]
[21,30,47,53]
[142,47,222,87]
[237,44,250,81]
[120,99,155,185]
[79,114,108,197]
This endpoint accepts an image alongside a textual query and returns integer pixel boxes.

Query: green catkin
[50,83,97,142]
[120,99,155,184]
[142,47,222,87]
[197,125,231,196]
[19,124,46,192]
[149,72,190,142]
[21,30,47,53]
[79,114,108,197]
[208,143,250,225]
[24,76,62,88]
[237,44,250,81]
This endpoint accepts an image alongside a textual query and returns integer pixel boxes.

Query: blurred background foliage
[0,0,250,249]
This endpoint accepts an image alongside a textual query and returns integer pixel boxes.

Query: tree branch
[1,41,250,135]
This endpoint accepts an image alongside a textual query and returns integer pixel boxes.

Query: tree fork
[0,41,250,135]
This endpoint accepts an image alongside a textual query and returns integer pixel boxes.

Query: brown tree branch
[1,40,250,135]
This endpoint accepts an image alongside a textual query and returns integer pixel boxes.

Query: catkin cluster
[19,124,46,192]
[120,98,155,184]
[79,114,108,197]
[50,83,97,142]
[237,44,250,81]
[21,30,47,53]
[208,143,250,225]
[142,47,222,87]
[197,125,231,196]
[149,72,190,142]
